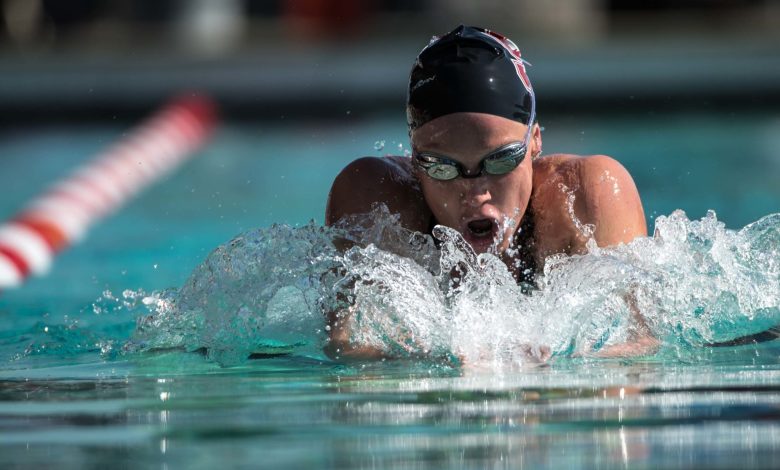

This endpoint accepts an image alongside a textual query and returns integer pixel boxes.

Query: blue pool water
[1,110,780,468]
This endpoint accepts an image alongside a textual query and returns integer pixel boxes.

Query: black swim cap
[406,25,535,132]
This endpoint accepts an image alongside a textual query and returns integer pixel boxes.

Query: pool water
[1,109,780,468]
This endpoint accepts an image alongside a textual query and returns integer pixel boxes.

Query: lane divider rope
[0,94,217,289]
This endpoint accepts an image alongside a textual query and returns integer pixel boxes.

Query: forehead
[411,112,528,154]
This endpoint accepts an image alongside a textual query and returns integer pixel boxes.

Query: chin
[464,234,510,255]
[461,221,517,254]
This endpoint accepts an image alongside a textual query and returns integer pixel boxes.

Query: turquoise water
[1,110,780,468]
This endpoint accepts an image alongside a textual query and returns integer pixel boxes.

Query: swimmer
[325,25,653,360]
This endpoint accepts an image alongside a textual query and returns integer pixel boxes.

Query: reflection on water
[2,356,780,468]
[2,114,780,468]
[2,206,779,466]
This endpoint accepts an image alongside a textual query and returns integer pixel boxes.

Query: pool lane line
[0,94,217,290]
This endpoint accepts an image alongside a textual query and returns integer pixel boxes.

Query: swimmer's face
[411,112,540,254]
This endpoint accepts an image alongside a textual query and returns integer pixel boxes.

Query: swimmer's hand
[591,335,660,358]
[574,289,661,358]
[324,304,434,362]
[454,343,552,370]
[324,305,384,361]
[324,306,554,367]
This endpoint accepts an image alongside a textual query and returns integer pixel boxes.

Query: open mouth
[467,218,495,238]
[463,218,499,253]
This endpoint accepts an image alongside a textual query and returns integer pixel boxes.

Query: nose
[458,177,492,207]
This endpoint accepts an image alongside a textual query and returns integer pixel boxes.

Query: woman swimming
[325,25,649,360]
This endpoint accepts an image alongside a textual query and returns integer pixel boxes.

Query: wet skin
[411,113,536,256]
[327,112,647,268]
[325,112,651,360]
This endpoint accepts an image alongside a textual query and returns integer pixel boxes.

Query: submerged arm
[324,157,431,360]
[594,290,660,357]
[577,156,658,357]
[323,305,387,360]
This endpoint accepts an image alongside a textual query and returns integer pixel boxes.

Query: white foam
[123,206,780,369]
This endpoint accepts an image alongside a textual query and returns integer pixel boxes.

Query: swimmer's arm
[326,156,430,250]
[323,305,387,361]
[324,304,445,362]
[324,157,431,360]
[594,290,660,357]
[576,156,658,357]
[574,155,648,248]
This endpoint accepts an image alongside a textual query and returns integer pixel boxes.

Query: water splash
[125,222,343,365]
[116,206,780,369]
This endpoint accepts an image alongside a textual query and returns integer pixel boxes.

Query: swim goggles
[413,117,534,181]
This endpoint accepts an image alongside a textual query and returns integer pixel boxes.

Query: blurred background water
[1,0,778,295]
[1,1,780,468]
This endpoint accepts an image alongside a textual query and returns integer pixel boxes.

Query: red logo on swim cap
[479,30,533,94]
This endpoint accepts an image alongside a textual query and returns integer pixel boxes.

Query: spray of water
[114,205,780,369]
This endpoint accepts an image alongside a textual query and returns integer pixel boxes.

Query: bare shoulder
[533,153,630,182]
[531,154,646,254]
[574,154,638,190]
[567,155,645,232]
[326,156,431,232]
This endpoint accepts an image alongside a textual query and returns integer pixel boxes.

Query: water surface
[1,111,780,468]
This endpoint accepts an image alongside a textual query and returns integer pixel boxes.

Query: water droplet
[374,140,385,151]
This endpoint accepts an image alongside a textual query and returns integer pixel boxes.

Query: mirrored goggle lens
[426,164,460,180]
[484,157,520,175]
[483,145,526,175]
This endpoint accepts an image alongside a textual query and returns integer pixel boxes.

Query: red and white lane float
[0,95,217,289]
